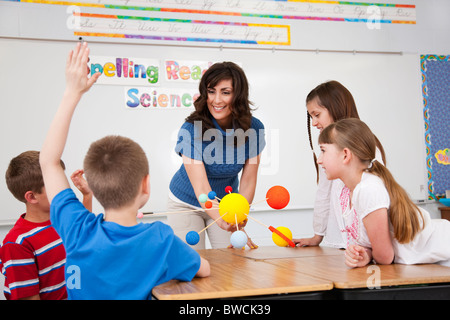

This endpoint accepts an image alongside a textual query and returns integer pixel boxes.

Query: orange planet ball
[266,186,290,210]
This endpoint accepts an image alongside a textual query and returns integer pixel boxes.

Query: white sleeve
[353,176,390,219]
[313,166,332,236]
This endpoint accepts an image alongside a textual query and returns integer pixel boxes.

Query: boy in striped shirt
[1,151,67,300]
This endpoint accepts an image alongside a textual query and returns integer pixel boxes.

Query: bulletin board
[421,55,450,199]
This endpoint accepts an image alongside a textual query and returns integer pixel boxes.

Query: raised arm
[40,42,100,203]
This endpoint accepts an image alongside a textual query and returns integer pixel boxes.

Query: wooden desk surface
[221,245,343,261]
[152,248,333,300]
[266,253,450,289]
[152,246,450,299]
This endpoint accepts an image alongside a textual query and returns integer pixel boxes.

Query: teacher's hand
[216,217,248,232]
[243,229,258,249]
[216,218,236,232]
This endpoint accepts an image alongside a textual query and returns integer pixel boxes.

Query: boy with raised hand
[40,42,210,300]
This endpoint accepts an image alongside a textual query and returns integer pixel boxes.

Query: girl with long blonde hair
[294,80,385,248]
[318,118,450,267]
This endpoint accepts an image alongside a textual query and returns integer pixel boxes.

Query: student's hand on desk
[345,245,372,268]
[293,234,323,247]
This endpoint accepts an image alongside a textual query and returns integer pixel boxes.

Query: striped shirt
[0,214,67,300]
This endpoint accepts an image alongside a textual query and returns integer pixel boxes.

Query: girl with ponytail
[295,80,385,248]
[318,118,450,267]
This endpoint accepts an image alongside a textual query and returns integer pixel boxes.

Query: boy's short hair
[83,135,149,210]
[6,151,65,203]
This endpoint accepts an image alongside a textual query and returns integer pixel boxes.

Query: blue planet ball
[186,231,200,246]
[208,191,217,200]
[230,231,248,249]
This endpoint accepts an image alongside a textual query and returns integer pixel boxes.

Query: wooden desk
[265,254,450,288]
[264,250,450,299]
[439,206,450,221]
[152,248,333,300]
[221,245,343,261]
[152,246,450,300]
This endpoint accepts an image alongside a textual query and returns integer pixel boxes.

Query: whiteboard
[0,1,428,221]
[0,37,427,221]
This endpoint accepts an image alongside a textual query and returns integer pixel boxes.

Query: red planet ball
[266,186,290,210]
[205,201,213,209]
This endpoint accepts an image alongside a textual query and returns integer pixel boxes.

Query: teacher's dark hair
[186,62,253,133]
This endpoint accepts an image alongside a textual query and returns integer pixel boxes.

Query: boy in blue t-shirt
[39,42,210,299]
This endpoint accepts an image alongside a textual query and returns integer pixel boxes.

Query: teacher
[167,61,266,249]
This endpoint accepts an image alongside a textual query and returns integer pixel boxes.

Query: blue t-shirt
[50,188,201,300]
[169,116,266,207]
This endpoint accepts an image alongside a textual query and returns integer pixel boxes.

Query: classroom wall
[0,0,449,299]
